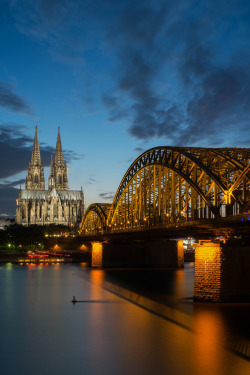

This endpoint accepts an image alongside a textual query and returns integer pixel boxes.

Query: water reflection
[193,308,226,375]
[0,263,249,375]
[94,265,250,362]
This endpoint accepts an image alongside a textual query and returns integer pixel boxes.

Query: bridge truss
[80,147,250,234]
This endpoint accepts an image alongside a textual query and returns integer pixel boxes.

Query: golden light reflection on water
[193,308,226,375]
[90,269,105,286]
[90,269,105,302]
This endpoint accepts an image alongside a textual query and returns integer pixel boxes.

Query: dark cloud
[99,0,250,147]
[134,147,144,153]
[0,179,28,217]
[99,192,114,201]
[6,0,250,146]
[0,179,26,189]
[102,94,129,122]
[0,185,19,217]
[0,124,53,179]
[10,0,87,66]
[63,150,85,163]
[86,177,96,185]
[0,82,33,115]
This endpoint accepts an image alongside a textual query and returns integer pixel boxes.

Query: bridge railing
[80,213,250,236]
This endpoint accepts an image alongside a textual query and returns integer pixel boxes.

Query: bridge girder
[80,147,250,234]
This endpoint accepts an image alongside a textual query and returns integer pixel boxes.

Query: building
[16,127,84,227]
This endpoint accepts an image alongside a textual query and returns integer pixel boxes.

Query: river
[0,262,249,375]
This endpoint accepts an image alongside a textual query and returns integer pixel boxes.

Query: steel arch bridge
[80,203,111,233]
[80,146,250,234]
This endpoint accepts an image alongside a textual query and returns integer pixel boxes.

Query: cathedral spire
[54,127,64,165]
[26,126,45,190]
[49,127,68,190]
[31,125,41,165]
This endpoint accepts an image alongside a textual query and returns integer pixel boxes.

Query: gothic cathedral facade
[16,127,85,227]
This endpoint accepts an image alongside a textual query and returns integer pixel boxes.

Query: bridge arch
[107,146,250,229]
[80,146,250,234]
[80,203,111,234]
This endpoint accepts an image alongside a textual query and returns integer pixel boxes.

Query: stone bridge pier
[194,239,250,302]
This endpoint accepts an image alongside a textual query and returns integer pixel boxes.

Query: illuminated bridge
[80,146,250,235]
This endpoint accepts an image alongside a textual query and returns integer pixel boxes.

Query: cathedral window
[34,174,38,183]
[58,175,62,185]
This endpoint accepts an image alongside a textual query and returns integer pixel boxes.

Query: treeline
[0,224,71,252]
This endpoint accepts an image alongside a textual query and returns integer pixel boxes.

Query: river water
[0,262,249,375]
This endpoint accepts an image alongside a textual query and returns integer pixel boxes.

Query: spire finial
[31,125,41,165]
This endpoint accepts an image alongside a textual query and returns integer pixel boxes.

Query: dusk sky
[1,0,250,217]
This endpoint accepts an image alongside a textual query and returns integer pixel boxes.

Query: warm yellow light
[224,191,232,204]
[53,244,62,251]
[92,242,103,268]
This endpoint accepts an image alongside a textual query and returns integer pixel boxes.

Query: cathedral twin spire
[26,127,68,191]
[31,125,41,165]
[49,127,68,190]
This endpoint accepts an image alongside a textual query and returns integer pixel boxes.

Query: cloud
[86,177,96,185]
[99,0,250,147]
[63,150,85,163]
[0,179,26,189]
[134,148,145,154]
[0,184,19,217]
[0,179,26,217]
[9,0,87,67]
[6,0,250,147]
[0,82,33,115]
[0,124,52,179]
[99,192,114,201]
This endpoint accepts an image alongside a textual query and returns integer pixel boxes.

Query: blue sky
[0,0,250,217]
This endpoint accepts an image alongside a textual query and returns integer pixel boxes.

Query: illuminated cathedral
[16,127,84,227]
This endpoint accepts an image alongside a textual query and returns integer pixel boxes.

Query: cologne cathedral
[16,127,85,227]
